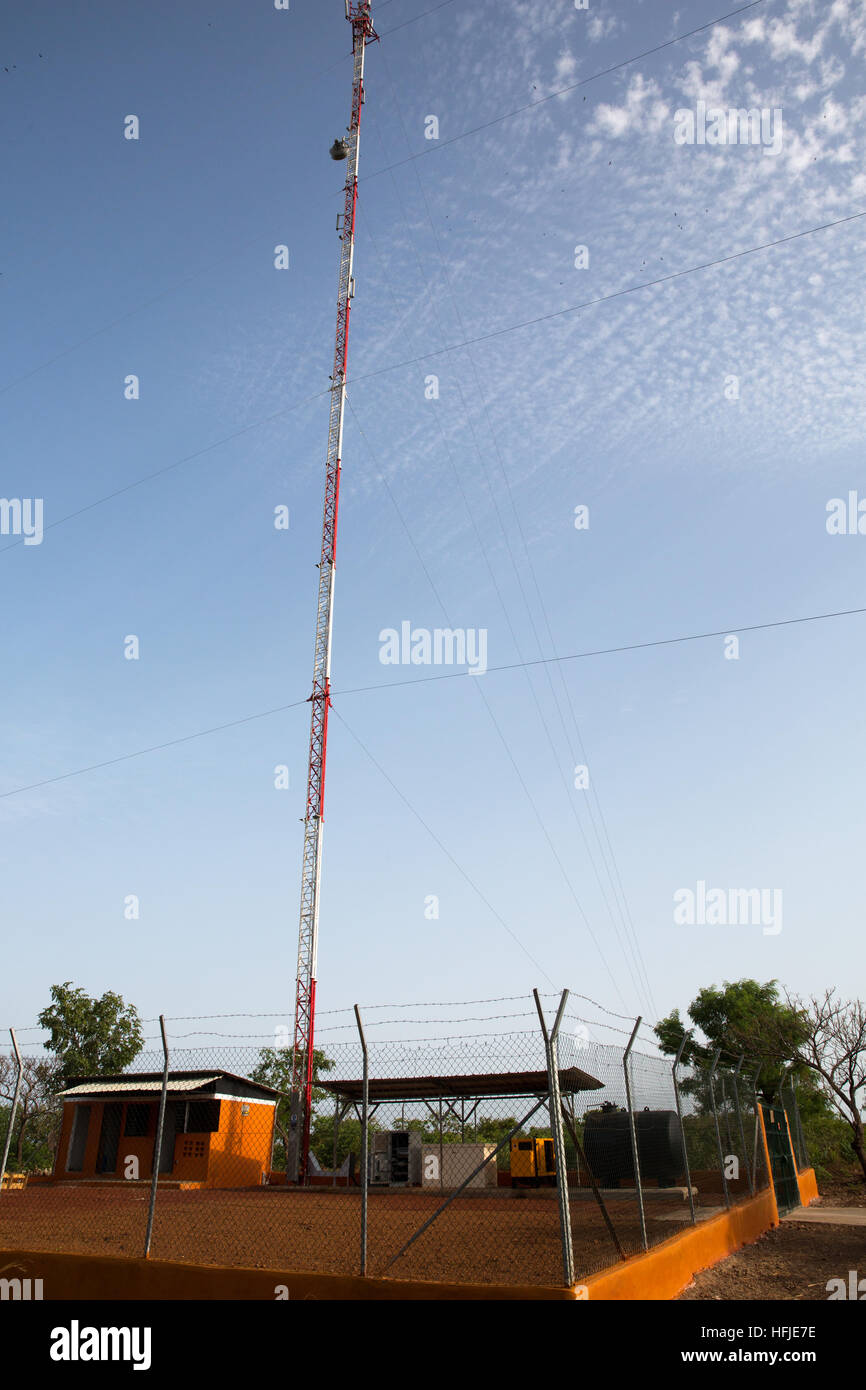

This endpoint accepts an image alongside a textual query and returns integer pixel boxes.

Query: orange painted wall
[584,1183,782,1300]
[0,1248,574,1301]
[170,1132,211,1182]
[54,1096,277,1188]
[0,1182,813,1303]
[55,1101,106,1177]
[55,1101,212,1182]
[53,1105,75,1175]
[114,1105,162,1181]
[206,1099,275,1188]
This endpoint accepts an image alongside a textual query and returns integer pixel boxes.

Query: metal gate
[762,1105,800,1214]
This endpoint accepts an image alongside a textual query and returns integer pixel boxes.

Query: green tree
[400,1114,464,1144]
[0,1056,61,1172]
[250,1045,334,1172]
[654,979,827,1114]
[476,1115,523,1168]
[37,982,144,1079]
[745,989,866,1184]
[309,1113,382,1171]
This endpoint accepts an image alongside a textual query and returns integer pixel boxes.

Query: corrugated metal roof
[54,1069,283,1101]
[319,1066,604,1104]
[57,1075,222,1098]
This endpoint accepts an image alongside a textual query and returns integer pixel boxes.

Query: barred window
[124,1104,149,1137]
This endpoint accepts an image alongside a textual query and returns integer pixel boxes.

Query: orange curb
[1,1167,820,1301]
[0,1248,577,1301]
[582,1185,783,1300]
[796,1166,819,1207]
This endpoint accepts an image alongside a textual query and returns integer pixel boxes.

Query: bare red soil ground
[0,1183,715,1286]
[678,1178,866,1300]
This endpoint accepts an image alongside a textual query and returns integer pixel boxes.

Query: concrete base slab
[570,1186,698,1202]
[781,1206,866,1226]
[656,1206,725,1223]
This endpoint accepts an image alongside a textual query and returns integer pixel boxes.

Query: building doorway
[96,1103,123,1173]
[67,1104,91,1172]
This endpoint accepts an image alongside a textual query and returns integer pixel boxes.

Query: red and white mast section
[288,0,378,1184]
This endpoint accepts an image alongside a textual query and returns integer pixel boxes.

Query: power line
[331,707,558,986]
[0,1,763,402]
[364,61,645,1011]
[362,0,771,180]
[2,603,864,801]
[375,46,657,1015]
[337,602,866,694]
[0,388,326,556]
[346,211,866,383]
[0,230,278,400]
[346,390,630,1008]
[0,699,308,800]
[380,0,458,37]
[2,210,861,558]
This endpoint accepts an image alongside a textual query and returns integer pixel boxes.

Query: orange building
[52,1070,280,1188]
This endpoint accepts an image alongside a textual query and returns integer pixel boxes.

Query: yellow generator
[510,1136,556,1187]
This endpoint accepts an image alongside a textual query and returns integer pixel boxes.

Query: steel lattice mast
[287,0,378,1185]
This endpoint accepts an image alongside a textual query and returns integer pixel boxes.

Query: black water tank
[583,1107,685,1187]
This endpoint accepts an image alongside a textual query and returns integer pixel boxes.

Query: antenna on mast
[287,2,379,1186]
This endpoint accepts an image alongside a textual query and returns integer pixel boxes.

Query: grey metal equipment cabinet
[369,1130,422,1186]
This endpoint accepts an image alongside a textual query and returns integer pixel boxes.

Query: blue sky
[2,0,865,1060]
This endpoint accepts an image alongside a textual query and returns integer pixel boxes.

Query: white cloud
[553,50,578,84]
[767,18,825,64]
[587,14,619,44]
[821,98,847,133]
[589,74,670,139]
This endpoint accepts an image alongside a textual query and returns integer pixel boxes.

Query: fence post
[623,1017,648,1251]
[791,1074,810,1169]
[144,1015,170,1258]
[558,1102,626,1260]
[778,1063,804,1170]
[533,988,575,1286]
[438,1098,444,1195]
[720,1072,735,1159]
[708,1048,730,1208]
[672,1031,696,1225]
[733,1055,753,1195]
[777,1062,791,1104]
[751,1062,763,1187]
[0,1029,23,1194]
[353,1005,369,1277]
[332,1103,340,1188]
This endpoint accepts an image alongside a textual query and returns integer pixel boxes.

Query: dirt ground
[809,1177,866,1207]
[6,1180,851,1294]
[0,1183,699,1287]
[678,1178,866,1301]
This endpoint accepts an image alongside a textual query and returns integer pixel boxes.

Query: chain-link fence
[0,996,797,1289]
[780,1075,810,1172]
